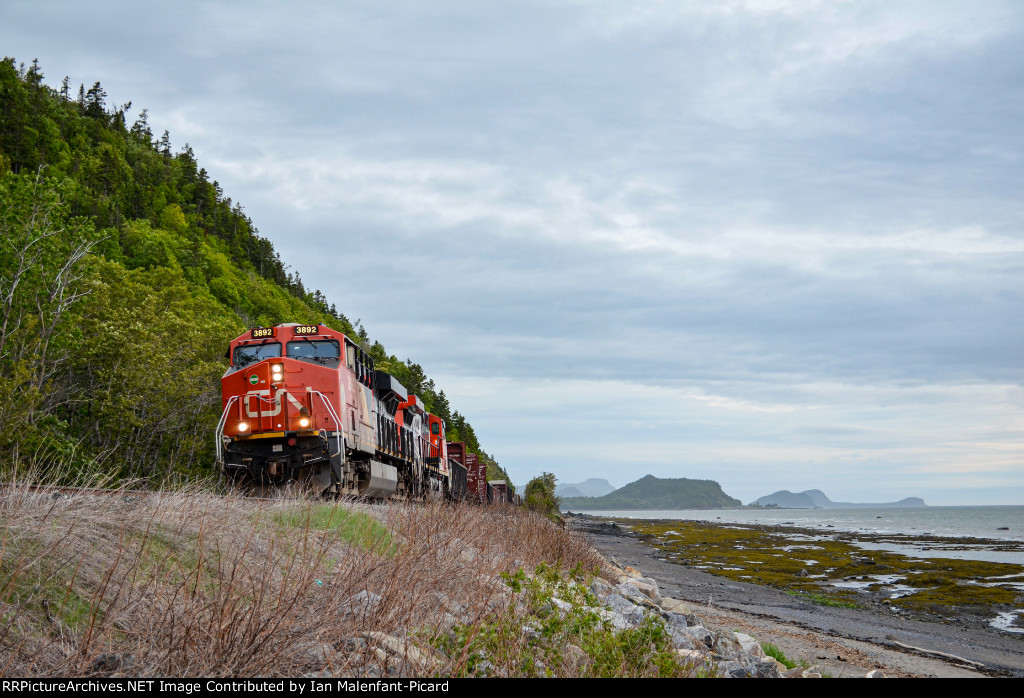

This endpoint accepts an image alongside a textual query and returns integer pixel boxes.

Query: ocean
[575,505,1024,566]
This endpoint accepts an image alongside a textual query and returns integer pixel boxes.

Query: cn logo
[243,389,305,418]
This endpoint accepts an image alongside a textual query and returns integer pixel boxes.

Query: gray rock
[548,596,573,614]
[677,625,715,649]
[661,597,695,615]
[601,592,650,629]
[754,658,785,678]
[89,654,127,674]
[711,630,744,657]
[662,610,688,631]
[472,658,495,677]
[298,642,338,666]
[721,659,752,678]
[359,631,441,673]
[339,636,367,652]
[733,631,764,658]
[661,610,691,647]
[342,590,382,619]
[346,663,382,679]
[427,590,470,624]
[560,643,592,674]
[614,582,661,610]
[630,576,663,604]
[590,578,615,598]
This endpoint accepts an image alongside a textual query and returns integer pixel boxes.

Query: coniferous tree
[84,81,107,119]
[158,130,171,157]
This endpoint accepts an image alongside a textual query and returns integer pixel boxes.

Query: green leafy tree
[524,473,560,521]
[0,169,98,466]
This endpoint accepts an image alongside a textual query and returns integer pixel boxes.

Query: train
[216,322,512,503]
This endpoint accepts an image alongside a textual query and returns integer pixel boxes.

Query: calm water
[576,506,1024,565]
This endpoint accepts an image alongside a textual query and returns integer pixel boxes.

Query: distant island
[556,478,616,499]
[750,489,926,509]
[560,474,742,510]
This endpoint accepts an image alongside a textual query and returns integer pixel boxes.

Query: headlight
[237,421,249,432]
[271,364,283,380]
[298,417,310,428]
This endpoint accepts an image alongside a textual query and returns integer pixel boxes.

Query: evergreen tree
[84,81,107,119]
[158,130,171,157]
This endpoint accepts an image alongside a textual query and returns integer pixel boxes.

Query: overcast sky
[4,1,1022,504]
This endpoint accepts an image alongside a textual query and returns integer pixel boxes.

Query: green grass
[760,641,796,669]
[0,539,101,632]
[760,641,832,677]
[271,503,395,555]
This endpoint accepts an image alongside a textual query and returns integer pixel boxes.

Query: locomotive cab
[218,324,345,492]
[217,323,448,500]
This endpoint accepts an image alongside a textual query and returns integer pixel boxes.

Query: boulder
[601,593,650,629]
[733,632,765,659]
[615,582,661,610]
[358,631,441,675]
[341,590,382,620]
[754,658,786,678]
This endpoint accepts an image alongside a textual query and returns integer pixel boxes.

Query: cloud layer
[4,0,1022,503]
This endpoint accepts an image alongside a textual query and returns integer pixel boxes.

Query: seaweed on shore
[617,519,1024,630]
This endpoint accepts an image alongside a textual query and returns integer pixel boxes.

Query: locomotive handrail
[215,396,239,465]
[309,390,344,458]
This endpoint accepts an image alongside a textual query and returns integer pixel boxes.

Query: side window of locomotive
[286,339,341,365]
[233,342,281,367]
[346,344,357,371]
[431,422,439,435]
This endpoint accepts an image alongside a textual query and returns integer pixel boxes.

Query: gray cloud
[3,0,1021,503]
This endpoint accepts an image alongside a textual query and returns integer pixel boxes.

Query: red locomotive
[217,323,464,498]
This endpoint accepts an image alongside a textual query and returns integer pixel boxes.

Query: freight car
[216,322,470,499]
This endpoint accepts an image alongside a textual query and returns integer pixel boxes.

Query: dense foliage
[0,56,507,484]
[524,472,560,521]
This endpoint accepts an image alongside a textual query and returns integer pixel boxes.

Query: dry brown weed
[0,482,604,677]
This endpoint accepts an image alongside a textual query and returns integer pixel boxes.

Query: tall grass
[0,472,607,677]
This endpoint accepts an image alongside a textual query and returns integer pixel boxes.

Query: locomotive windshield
[287,339,341,364]
[233,342,281,366]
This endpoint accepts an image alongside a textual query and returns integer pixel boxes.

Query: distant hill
[556,478,616,498]
[560,475,741,510]
[751,489,927,508]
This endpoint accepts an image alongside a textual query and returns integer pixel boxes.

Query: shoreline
[571,515,1024,678]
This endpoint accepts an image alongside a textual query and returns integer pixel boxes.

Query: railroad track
[0,482,437,505]
[0,483,288,504]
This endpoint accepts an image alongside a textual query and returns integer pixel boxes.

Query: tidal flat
[618,518,1024,633]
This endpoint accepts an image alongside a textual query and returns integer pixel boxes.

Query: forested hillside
[0,56,507,485]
